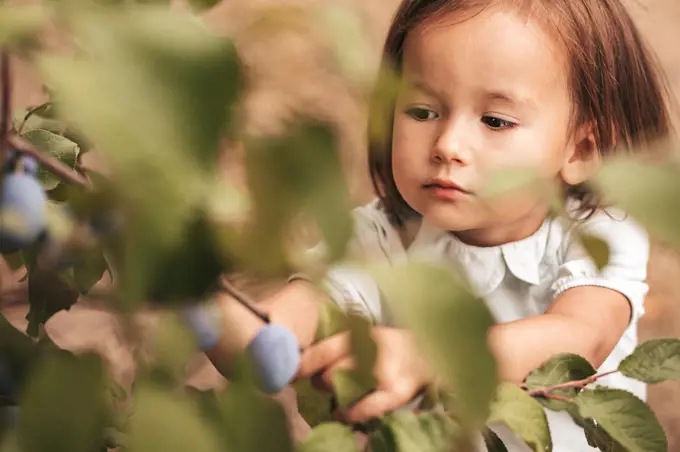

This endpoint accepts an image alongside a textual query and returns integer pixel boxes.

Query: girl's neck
[453,203,550,247]
[398,203,550,249]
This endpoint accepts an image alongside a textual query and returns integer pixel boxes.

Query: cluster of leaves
[0,1,679,452]
[0,0,361,450]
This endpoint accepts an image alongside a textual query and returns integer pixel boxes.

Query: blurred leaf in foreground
[128,383,221,452]
[0,5,46,46]
[233,120,353,277]
[38,7,242,305]
[371,262,497,428]
[594,156,680,247]
[18,351,108,452]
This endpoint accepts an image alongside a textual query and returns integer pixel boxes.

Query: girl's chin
[418,205,481,232]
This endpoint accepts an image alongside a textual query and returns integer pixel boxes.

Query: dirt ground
[4,0,680,450]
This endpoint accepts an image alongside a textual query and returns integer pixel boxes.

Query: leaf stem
[526,369,619,397]
[17,102,53,136]
[542,393,573,403]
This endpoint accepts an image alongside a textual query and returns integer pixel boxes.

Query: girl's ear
[560,122,601,186]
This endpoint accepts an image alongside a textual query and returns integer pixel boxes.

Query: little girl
[194,0,673,450]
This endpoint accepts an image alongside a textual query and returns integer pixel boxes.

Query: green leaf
[371,262,497,427]
[487,383,552,452]
[575,388,667,452]
[524,354,596,411]
[313,2,373,86]
[127,383,221,452]
[297,422,360,452]
[72,245,108,294]
[293,379,333,428]
[0,5,46,46]
[382,411,460,452]
[218,381,294,452]
[187,0,222,12]
[18,351,108,452]
[1,253,24,272]
[315,299,352,342]
[369,423,397,452]
[482,428,509,452]
[479,166,544,201]
[0,314,46,399]
[21,129,79,191]
[579,233,610,270]
[347,313,376,379]
[576,416,627,452]
[139,215,224,305]
[331,369,374,409]
[331,313,377,409]
[183,387,224,433]
[367,66,401,148]
[594,157,680,248]
[146,313,196,386]
[25,266,80,338]
[618,338,680,383]
[239,120,353,277]
[13,106,63,136]
[38,7,242,303]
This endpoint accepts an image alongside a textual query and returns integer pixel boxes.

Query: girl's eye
[482,116,516,130]
[405,107,439,122]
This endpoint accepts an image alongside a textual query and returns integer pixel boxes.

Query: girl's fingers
[296,331,352,378]
[335,389,414,424]
[315,356,356,391]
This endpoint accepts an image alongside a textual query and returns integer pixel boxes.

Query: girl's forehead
[402,6,570,106]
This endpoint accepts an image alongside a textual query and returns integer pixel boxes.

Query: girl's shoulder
[346,199,406,263]
[545,207,649,291]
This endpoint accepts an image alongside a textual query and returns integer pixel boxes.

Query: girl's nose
[431,123,471,166]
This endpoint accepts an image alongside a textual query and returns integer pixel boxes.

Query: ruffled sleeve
[290,201,403,325]
[551,208,650,325]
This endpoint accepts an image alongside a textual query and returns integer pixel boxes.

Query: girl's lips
[422,179,472,200]
[424,184,469,201]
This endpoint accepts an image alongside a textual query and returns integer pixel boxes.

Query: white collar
[406,217,551,296]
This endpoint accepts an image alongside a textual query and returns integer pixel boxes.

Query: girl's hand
[295,327,433,423]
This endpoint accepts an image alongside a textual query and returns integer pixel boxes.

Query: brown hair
[368,0,675,226]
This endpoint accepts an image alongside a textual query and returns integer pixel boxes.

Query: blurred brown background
[3,0,680,449]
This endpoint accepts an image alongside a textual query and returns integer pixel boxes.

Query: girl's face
[392,6,577,245]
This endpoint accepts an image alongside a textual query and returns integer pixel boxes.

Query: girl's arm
[474,209,649,384]
[487,285,632,384]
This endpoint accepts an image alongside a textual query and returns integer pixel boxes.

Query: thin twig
[527,369,619,397]
[218,278,271,323]
[0,51,10,146]
[542,393,573,403]
[9,135,90,188]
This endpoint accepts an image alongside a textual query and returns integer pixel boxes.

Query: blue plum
[0,173,48,253]
[19,155,38,177]
[245,324,301,394]
[181,302,223,351]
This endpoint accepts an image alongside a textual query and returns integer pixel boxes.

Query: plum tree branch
[9,135,90,188]
[526,369,619,399]
[1,51,12,164]
[0,51,89,188]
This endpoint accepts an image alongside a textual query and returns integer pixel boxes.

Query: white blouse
[318,199,649,452]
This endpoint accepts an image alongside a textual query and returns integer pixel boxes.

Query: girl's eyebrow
[485,89,538,112]
[404,78,442,99]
